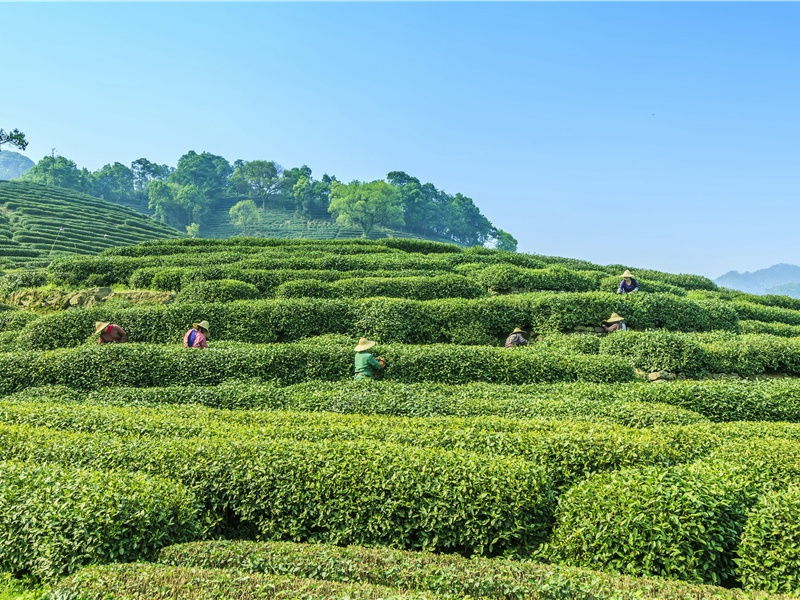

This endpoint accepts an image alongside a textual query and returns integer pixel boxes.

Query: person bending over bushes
[617,270,639,294]
[601,312,627,333]
[504,327,528,348]
[95,321,126,344]
[354,337,386,380]
[183,320,210,349]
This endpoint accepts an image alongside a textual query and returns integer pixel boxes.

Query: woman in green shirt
[354,337,386,380]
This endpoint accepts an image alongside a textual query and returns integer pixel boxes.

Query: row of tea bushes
[0,398,715,488]
[154,540,785,600]
[0,342,636,393]
[600,331,800,377]
[740,319,800,338]
[273,274,487,300]
[49,564,441,600]
[0,459,200,582]
[14,292,740,350]
[690,289,800,312]
[131,266,444,293]
[546,436,800,590]
[8,380,706,428]
[0,423,555,556]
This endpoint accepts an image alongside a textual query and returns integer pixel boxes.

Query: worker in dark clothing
[504,327,528,348]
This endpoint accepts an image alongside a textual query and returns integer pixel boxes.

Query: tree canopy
[0,128,28,151]
[19,150,513,249]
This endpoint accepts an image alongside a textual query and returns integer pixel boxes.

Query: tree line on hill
[17,150,517,250]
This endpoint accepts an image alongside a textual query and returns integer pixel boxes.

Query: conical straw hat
[94,322,111,336]
[354,337,376,352]
[620,270,634,278]
[603,312,625,324]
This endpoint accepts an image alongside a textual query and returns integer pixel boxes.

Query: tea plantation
[0,181,182,268]
[1,237,799,599]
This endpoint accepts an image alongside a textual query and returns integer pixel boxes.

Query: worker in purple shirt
[504,327,528,348]
[617,270,639,294]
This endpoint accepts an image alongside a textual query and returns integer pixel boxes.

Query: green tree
[229,199,261,236]
[148,180,190,228]
[20,155,92,192]
[186,223,200,238]
[0,129,28,151]
[169,151,232,202]
[229,160,282,210]
[328,180,404,237]
[492,228,518,252]
[91,162,134,206]
[131,158,172,206]
[293,174,331,219]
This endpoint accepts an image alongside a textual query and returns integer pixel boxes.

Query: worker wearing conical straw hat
[354,337,386,380]
[601,312,627,333]
[504,327,528,348]
[183,320,210,349]
[94,321,127,344]
[617,270,639,295]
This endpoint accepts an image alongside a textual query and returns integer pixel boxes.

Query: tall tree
[229,199,261,236]
[228,160,282,210]
[328,180,404,237]
[492,228,518,252]
[92,162,134,206]
[131,158,171,198]
[0,129,28,151]
[169,151,232,202]
[293,174,331,219]
[148,180,189,228]
[19,155,91,193]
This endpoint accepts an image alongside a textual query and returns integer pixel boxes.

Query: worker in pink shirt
[183,320,210,348]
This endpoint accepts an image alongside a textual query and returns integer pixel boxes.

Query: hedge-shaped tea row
[15,292,739,350]
[547,437,800,589]
[274,274,486,300]
[0,398,713,487]
[691,288,800,312]
[10,380,704,427]
[0,459,199,582]
[0,342,636,393]
[130,266,442,293]
[731,301,800,327]
[49,564,443,600]
[0,424,554,556]
[0,307,39,332]
[156,540,782,600]
[740,319,800,338]
[737,485,800,594]
[599,331,800,377]
[473,264,602,293]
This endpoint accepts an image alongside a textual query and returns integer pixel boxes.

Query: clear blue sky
[2,2,798,278]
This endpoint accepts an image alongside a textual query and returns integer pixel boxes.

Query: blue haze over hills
[715,264,800,298]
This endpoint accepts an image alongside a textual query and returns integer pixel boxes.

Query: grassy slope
[0,181,182,267]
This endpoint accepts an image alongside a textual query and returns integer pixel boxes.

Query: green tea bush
[0,459,201,582]
[0,308,39,332]
[150,267,185,291]
[0,424,555,556]
[477,264,599,293]
[48,563,438,600]
[732,301,800,326]
[740,319,800,338]
[175,279,261,303]
[545,461,760,586]
[737,486,800,594]
[157,540,780,600]
[629,269,718,292]
[0,342,636,394]
[275,274,486,300]
[0,398,710,488]
[378,238,461,254]
[19,380,704,427]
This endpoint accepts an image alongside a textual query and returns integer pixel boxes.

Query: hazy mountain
[0,151,35,180]
[715,263,800,296]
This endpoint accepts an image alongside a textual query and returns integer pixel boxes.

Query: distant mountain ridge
[715,263,800,297]
[0,151,34,180]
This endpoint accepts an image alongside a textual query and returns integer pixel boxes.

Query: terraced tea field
[0,181,181,267]
[1,237,799,598]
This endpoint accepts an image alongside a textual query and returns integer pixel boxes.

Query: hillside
[201,196,459,243]
[0,150,34,180]
[1,238,800,597]
[0,181,183,267]
[716,263,800,296]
